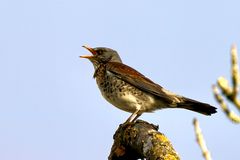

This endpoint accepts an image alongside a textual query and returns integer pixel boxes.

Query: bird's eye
[97,50,103,55]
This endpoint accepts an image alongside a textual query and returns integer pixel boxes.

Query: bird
[80,45,217,122]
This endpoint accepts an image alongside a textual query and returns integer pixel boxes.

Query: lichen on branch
[108,120,180,160]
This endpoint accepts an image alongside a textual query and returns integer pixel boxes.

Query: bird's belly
[104,91,157,113]
[97,76,158,113]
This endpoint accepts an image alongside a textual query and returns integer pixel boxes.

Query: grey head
[80,45,122,69]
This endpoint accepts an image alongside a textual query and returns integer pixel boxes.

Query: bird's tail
[177,97,217,115]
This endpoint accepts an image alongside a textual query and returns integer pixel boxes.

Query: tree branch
[108,120,180,160]
[213,44,240,123]
[212,85,240,123]
[193,118,212,160]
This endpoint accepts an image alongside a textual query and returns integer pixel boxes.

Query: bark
[108,120,180,160]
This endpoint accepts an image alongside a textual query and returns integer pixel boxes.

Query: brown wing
[106,62,174,104]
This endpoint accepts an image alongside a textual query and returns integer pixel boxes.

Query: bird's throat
[93,64,106,79]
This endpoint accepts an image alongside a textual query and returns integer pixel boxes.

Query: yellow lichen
[154,133,169,143]
[164,154,179,160]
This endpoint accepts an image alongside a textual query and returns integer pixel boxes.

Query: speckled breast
[94,65,157,113]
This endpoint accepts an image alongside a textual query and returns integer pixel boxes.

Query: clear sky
[1,0,240,159]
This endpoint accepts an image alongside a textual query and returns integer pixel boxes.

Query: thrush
[80,45,217,122]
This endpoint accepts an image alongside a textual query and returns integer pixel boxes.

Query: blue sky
[1,0,240,159]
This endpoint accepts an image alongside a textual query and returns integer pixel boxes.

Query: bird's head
[80,45,122,69]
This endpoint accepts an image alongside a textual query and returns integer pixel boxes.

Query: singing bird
[80,45,217,122]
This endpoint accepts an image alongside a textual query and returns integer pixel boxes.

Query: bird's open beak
[80,45,97,59]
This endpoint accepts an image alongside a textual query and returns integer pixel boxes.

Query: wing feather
[106,62,174,104]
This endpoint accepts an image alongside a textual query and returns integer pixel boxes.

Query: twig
[193,118,212,160]
[231,44,239,97]
[213,44,240,123]
[212,85,240,123]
